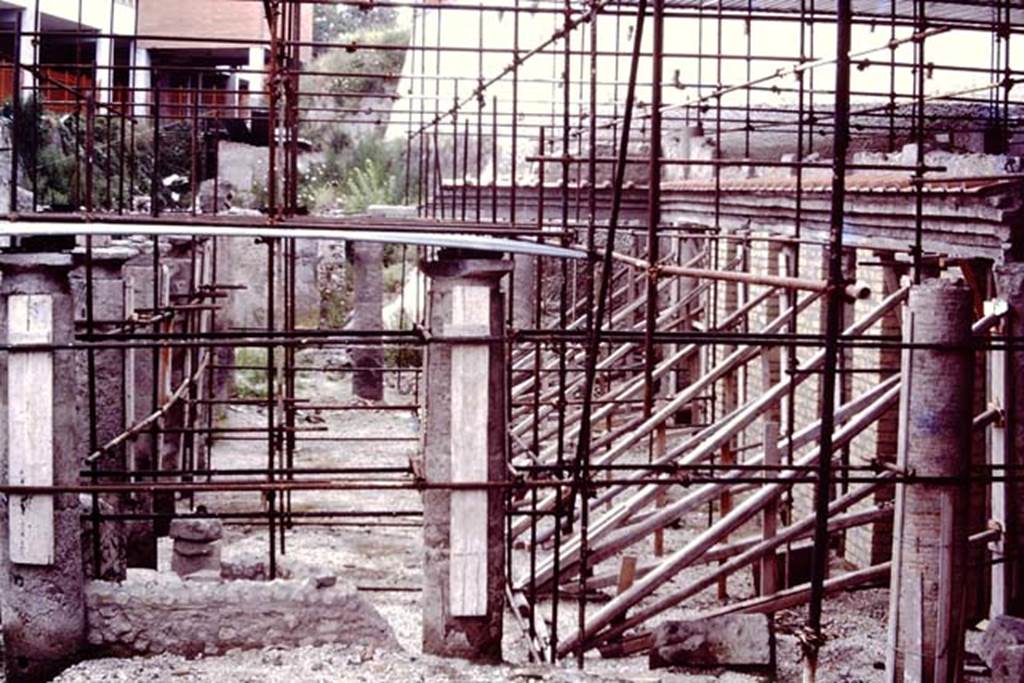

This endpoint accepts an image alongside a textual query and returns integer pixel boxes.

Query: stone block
[171,542,222,577]
[990,645,1024,683]
[173,539,217,557]
[649,613,771,670]
[981,616,1024,668]
[314,572,337,589]
[184,569,224,584]
[168,518,223,543]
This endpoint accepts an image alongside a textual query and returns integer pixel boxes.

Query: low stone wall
[85,570,398,658]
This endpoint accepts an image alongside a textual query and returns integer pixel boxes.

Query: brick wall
[700,233,908,569]
[137,1,313,49]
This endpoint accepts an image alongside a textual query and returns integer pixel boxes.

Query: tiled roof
[661,172,1024,195]
[654,0,1021,26]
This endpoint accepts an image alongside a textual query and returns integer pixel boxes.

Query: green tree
[314,5,398,45]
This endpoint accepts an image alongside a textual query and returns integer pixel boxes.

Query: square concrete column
[155,238,199,533]
[0,253,86,682]
[72,247,137,453]
[348,241,385,401]
[246,47,267,110]
[72,245,138,582]
[421,252,511,662]
[994,262,1024,617]
[510,253,536,331]
[123,245,169,568]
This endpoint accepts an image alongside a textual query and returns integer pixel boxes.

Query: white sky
[386,2,1022,171]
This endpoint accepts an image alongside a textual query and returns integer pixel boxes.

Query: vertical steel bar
[806,0,852,675]
[565,0,649,664]
[9,10,21,212]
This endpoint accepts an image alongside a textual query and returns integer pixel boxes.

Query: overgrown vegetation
[3,97,195,210]
[233,347,269,399]
[319,244,354,329]
[299,9,413,214]
[313,5,398,43]
[298,136,407,213]
[309,5,418,346]
[385,308,423,370]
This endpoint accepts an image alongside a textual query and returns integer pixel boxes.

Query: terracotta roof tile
[661,172,1024,195]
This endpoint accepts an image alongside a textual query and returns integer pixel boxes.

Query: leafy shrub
[233,347,269,399]
[3,96,195,211]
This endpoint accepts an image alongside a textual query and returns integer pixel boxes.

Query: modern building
[0,0,136,111]
[135,0,312,122]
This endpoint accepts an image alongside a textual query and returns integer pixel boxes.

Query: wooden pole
[557,380,901,657]
[761,422,780,597]
[654,426,667,557]
[994,263,1024,616]
[518,372,901,593]
[988,300,1011,618]
[718,444,735,600]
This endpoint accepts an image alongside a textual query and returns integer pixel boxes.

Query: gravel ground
[25,350,991,681]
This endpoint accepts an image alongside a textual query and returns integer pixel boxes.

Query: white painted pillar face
[6,294,55,566]
[448,284,491,617]
[0,254,86,681]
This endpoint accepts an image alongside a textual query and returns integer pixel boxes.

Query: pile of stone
[84,569,400,658]
[649,613,770,671]
[981,615,1024,682]
[169,518,223,578]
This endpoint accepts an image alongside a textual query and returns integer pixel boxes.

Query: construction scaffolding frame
[0,0,1022,678]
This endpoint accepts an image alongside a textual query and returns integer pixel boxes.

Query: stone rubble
[649,613,771,671]
[84,569,399,658]
[981,616,1024,682]
[169,519,224,577]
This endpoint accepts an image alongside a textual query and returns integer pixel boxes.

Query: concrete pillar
[964,259,994,625]
[721,234,740,429]
[71,245,137,582]
[838,248,857,408]
[886,279,974,682]
[155,238,197,532]
[671,234,702,424]
[759,238,782,426]
[510,253,536,331]
[994,263,1024,617]
[0,252,86,682]
[122,247,168,568]
[348,241,385,401]
[421,252,510,662]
